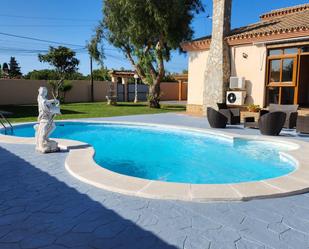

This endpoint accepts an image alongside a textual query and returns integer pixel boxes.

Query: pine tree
[9,57,22,78]
[2,63,9,72]
[2,63,9,77]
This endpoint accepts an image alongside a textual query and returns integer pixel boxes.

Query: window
[301,46,309,53]
[269,49,282,56]
[267,57,296,86]
[267,87,280,104]
[266,47,298,106]
[284,48,298,55]
[281,87,295,105]
[282,59,294,82]
[269,60,281,82]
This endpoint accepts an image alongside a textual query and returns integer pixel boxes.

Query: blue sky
[0,0,308,75]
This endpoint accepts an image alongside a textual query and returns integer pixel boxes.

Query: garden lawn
[0,102,185,123]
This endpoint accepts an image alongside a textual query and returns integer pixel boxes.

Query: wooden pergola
[108,70,188,103]
[109,70,137,102]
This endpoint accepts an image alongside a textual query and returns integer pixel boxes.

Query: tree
[48,80,73,103]
[86,67,111,81]
[24,69,86,80]
[24,69,59,80]
[2,62,9,78]
[0,64,2,78]
[94,0,203,108]
[87,28,104,102]
[38,46,79,99]
[203,0,232,109]
[8,57,22,78]
[182,69,188,74]
[162,72,176,82]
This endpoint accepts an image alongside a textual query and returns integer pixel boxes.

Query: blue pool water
[3,122,296,184]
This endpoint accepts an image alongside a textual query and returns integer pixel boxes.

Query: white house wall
[187,50,209,114]
[231,44,267,107]
[186,44,267,114]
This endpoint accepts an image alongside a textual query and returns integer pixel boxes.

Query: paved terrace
[1,113,309,249]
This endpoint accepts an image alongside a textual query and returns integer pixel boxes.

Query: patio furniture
[207,107,228,128]
[217,103,228,110]
[217,103,241,125]
[267,104,298,129]
[258,111,286,136]
[244,110,269,129]
[296,115,309,134]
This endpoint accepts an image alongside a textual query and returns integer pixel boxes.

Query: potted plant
[247,104,261,113]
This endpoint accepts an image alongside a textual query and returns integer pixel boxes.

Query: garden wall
[0,79,187,105]
[0,79,110,105]
[161,82,187,101]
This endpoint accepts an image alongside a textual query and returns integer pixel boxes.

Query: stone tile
[138,181,191,200]
[0,243,20,249]
[235,238,265,249]
[94,220,130,239]
[20,233,56,249]
[280,229,309,248]
[55,233,93,248]
[231,182,283,200]
[267,222,290,234]
[190,184,241,201]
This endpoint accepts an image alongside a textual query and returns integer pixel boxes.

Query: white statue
[34,87,61,153]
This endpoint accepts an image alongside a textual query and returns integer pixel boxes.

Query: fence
[0,79,187,105]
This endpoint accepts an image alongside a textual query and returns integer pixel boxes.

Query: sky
[0,0,308,75]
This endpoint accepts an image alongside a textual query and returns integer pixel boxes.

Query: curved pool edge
[2,121,309,202]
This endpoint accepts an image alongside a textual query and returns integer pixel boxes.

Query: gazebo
[106,70,188,104]
[109,70,136,103]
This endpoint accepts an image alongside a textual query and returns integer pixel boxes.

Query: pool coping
[1,120,309,202]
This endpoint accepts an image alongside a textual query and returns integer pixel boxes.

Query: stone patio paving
[1,113,309,249]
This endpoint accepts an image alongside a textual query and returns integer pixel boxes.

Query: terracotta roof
[260,4,309,21]
[109,70,136,77]
[182,4,309,51]
[228,8,309,40]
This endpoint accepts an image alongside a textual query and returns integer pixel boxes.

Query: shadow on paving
[0,146,177,249]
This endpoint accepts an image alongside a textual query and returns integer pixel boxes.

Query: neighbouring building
[182,4,309,115]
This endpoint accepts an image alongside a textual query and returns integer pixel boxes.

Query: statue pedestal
[34,122,60,154]
[35,138,60,153]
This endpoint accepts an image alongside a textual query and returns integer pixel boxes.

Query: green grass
[0,102,186,123]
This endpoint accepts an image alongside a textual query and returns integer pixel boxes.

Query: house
[182,4,309,115]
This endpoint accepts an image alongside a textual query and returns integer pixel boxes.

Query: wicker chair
[217,103,241,125]
[268,104,298,129]
[296,116,309,134]
[207,107,228,128]
[258,111,286,136]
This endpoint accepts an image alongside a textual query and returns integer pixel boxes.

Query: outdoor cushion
[268,104,298,116]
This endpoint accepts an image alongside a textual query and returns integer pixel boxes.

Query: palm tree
[87,27,104,102]
[203,0,232,110]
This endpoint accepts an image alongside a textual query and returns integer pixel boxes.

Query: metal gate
[117,83,148,102]
[128,84,148,101]
[117,83,125,101]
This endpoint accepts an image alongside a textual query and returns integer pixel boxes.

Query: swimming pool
[3,122,296,184]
